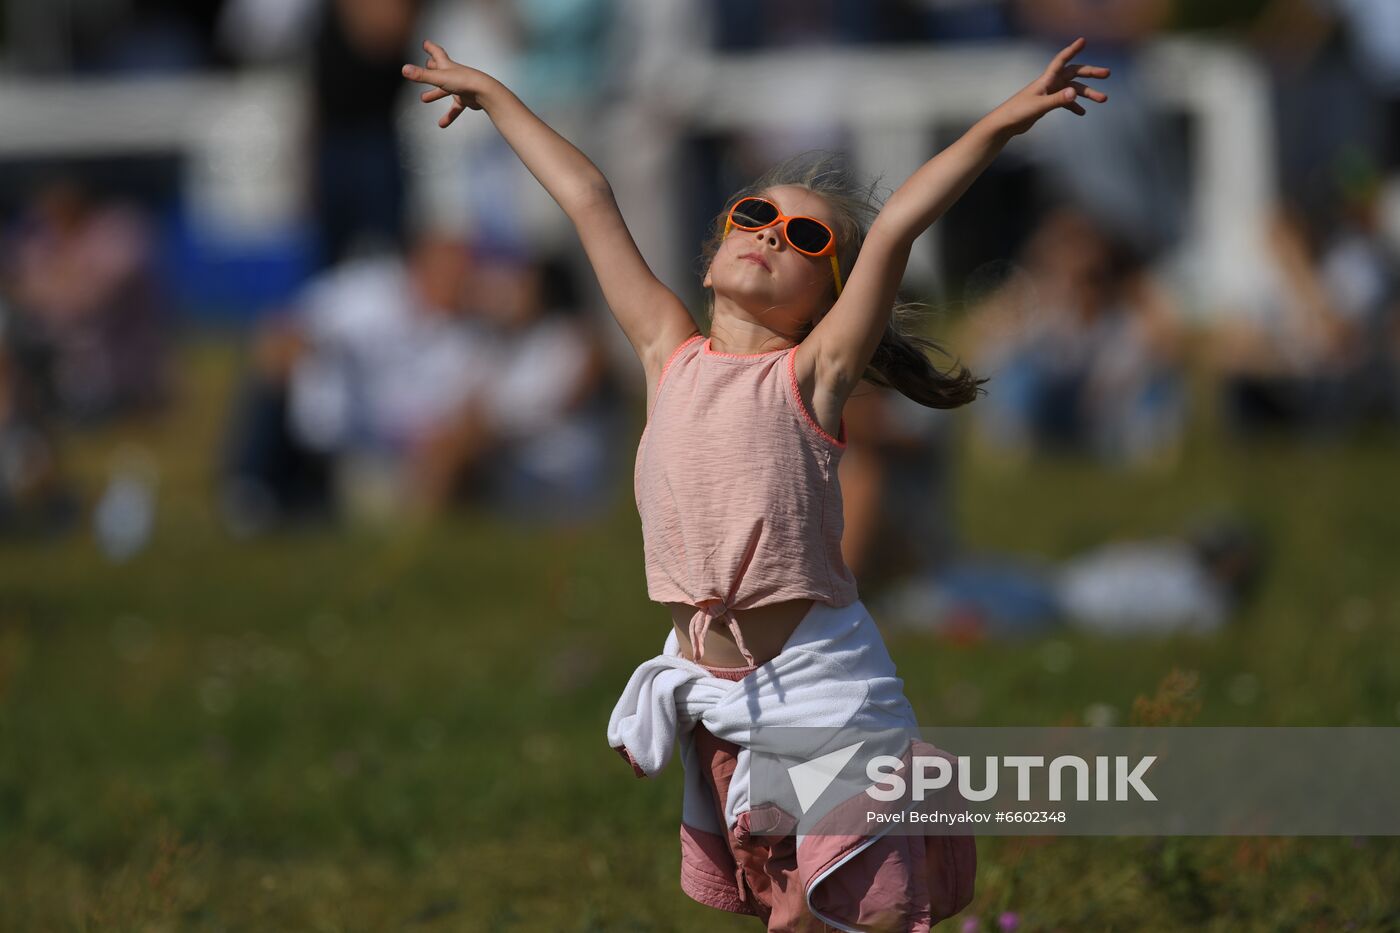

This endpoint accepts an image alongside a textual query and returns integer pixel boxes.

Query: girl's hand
[991,37,1109,139]
[401,39,499,128]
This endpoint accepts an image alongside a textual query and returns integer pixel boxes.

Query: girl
[405,36,1108,931]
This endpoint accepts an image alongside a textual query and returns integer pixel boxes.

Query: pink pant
[694,662,837,932]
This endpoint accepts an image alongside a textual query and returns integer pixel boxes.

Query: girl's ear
[702,262,713,289]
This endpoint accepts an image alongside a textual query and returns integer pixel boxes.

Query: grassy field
[1,338,1398,932]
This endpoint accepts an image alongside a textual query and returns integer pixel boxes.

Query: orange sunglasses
[723,197,844,296]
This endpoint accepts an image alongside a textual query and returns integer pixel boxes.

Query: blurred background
[1,0,1398,929]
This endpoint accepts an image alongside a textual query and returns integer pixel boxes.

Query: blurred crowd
[220,231,624,533]
[1,0,1397,635]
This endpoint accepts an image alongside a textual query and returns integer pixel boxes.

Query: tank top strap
[642,332,704,427]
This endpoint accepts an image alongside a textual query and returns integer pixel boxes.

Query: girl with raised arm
[405,37,1108,931]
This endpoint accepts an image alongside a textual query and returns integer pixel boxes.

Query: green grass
[1,339,1398,931]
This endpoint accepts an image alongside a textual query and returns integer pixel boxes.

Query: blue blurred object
[930,556,1063,637]
[878,554,1063,639]
[159,204,318,321]
[93,446,159,562]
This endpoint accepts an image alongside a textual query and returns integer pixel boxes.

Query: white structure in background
[0,71,307,247]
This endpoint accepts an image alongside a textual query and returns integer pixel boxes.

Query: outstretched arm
[805,37,1110,393]
[402,41,697,375]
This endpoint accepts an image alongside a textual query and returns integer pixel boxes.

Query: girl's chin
[717,275,779,296]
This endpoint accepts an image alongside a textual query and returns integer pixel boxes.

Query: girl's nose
[755,228,779,248]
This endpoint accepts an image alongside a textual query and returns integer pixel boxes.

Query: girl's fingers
[1048,37,1086,74]
[1069,80,1108,103]
[402,64,442,88]
[1027,88,1070,120]
[421,87,452,103]
[439,102,466,128]
[423,39,452,66]
[1070,64,1110,79]
[1065,100,1087,116]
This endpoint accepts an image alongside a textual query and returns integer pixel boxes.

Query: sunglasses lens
[786,217,832,254]
[731,198,778,228]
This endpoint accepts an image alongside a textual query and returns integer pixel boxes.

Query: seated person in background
[219,229,492,532]
[960,203,1187,469]
[1205,153,1400,437]
[3,179,172,425]
[409,244,625,526]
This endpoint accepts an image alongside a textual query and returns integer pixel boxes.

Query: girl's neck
[708,308,801,356]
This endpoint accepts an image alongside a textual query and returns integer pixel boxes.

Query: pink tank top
[634,333,858,665]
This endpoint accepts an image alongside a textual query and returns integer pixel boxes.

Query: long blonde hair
[696,149,986,409]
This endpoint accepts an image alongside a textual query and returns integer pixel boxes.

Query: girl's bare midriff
[667,598,815,667]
